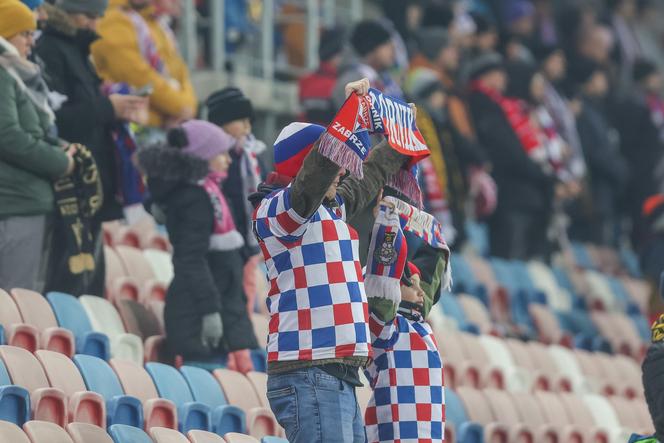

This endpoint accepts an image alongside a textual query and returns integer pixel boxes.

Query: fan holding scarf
[250,78,430,443]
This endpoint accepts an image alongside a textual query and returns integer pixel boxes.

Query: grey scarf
[0,37,55,124]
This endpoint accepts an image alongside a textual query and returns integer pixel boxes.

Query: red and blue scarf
[319,88,430,205]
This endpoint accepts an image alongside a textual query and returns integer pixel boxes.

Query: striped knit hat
[273,122,325,178]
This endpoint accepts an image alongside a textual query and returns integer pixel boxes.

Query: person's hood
[137,144,209,203]
[41,4,100,49]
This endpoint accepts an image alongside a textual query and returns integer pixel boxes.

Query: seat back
[456,386,494,425]
[115,246,156,284]
[73,355,125,399]
[0,289,23,326]
[10,289,59,330]
[66,423,113,443]
[0,345,50,392]
[46,293,93,338]
[558,392,596,427]
[436,330,467,363]
[187,430,225,442]
[547,345,589,392]
[108,424,153,443]
[504,338,536,370]
[443,389,470,433]
[529,304,563,344]
[609,396,641,429]
[105,246,129,283]
[145,363,194,405]
[527,261,571,312]
[143,249,174,285]
[582,394,621,427]
[457,295,492,334]
[250,315,269,350]
[466,255,499,292]
[458,333,490,366]
[478,335,516,371]
[483,389,521,424]
[23,420,74,443]
[246,372,268,408]
[116,299,163,339]
[0,358,31,426]
[110,359,159,403]
[223,433,260,443]
[213,369,262,413]
[179,366,228,409]
[534,391,573,426]
[149,427,189,443]
[0,420,30,443]
[35,350,87,395]
[527,342,558,376]
[79,296,127,339]
[510,392,547,425]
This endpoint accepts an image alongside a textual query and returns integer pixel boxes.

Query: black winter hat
[568,56,602,86]
[350,19,392,56]
[206,87,254,126]
[634,58,658,83]
[319,27,344,61]
[467,52,505,81]
[532,43,562,65]
[416,27,451,61]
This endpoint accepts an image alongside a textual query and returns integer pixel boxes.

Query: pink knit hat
[167,120,235,161]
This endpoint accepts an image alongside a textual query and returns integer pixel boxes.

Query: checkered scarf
[319,88,430,205]
[365,196,452,304]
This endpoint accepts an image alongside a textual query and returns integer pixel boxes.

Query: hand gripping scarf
[365,196,452,304]
[319,88,430,205]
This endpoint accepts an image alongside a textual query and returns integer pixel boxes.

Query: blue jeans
[267,366,366,443]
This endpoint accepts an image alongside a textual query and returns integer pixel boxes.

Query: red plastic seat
[534,391,595,443]
[10,289,75,357]
[0,420,30,443]
[511,392,580,443]
[104,246,141,302]
[456,386,508,443]
[0,346,67,426]
[483,389,535,442]
[23,420,73,443]
[214,369,279,439]
[457,294,495,335]
[223,433,260,443]
[150,427,189,443]
[573,349,615,396]
[35,350,105,427]
[0,288,39,352]
[187,429,226,442]
[110,358,178,430]
[114,245,167,303]
[115,299,165,363]
[504,339,550,391]
[528,342,573,392]
[457,333,505,389]
[558,393,610,443]
[529,304,570,346]
[436,330,488,389]
[66,423,113,443]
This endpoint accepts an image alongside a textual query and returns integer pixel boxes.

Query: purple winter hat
[167,119,235,161]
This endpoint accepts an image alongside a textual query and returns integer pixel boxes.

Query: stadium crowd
[3,0,664,441]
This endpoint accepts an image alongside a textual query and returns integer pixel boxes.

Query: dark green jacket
[0,63,70,218]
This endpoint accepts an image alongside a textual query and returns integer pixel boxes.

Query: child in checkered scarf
[364,198,447,443]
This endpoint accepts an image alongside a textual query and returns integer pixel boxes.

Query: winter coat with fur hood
[138,144,258,360]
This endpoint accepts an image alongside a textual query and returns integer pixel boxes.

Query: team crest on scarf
[374,231,398,265]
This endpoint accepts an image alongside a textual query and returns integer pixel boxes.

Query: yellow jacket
[91,0,197,127]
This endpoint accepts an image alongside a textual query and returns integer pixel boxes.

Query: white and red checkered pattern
[364,312,446,443]
[253,187,371,362]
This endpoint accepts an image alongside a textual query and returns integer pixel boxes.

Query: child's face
[401,274,425,307]
[223,118,252,140]
[209,152,232,174]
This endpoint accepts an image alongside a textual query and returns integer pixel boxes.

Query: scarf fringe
[318,132,365,178]
[364,274,402,304]
[387,169,423,209]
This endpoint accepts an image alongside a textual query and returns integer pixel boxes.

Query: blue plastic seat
[145,362,211,433]
[73,354,143,428]
[261,438,289,443]
[0,325,4,345]
[179,365,246,435]
[446,389,483,443]
[571,242,595,269]
[439,293,479,334]
[108,424,152,443]
[47,292,111,360]
[466,221,490,257]
[0,358,30,426]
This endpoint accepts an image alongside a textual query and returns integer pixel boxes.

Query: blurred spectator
[468,53,555,260]
[568,57,629,246]
[639,195,664,296]
[615,58,664,247]
[206,87,266,315]
[607,0,642,98]
[381,0,425,56]
[332,19,401,109]
[634,0,664,80]
[298,27,344,125]
[577,24,616,67]
[534,44,586,181]
[137,121,258,370]
[35,0,148,296]
[468,11,499,57]
[91,0,197,129]
[532,0,557,46]
[639,313,664,441]
[0,0,72,291]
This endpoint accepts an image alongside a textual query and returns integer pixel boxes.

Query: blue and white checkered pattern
[364,313,446,443]
[253,186,371,362]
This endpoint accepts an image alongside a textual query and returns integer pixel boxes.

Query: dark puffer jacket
[643,341,664,440]
[137,145,258,361]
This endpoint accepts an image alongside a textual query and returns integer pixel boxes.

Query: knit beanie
[206,87,254,127]
[56,0,108,16]
[0,0,36,40]
[273,122,325,178]
[416,27,450,62]
[21,0,42,10]
[350,19,392,57]
[319,27,344,61]
[634,58,658,83]
[167,120,235,161]
[467,52,505,81]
